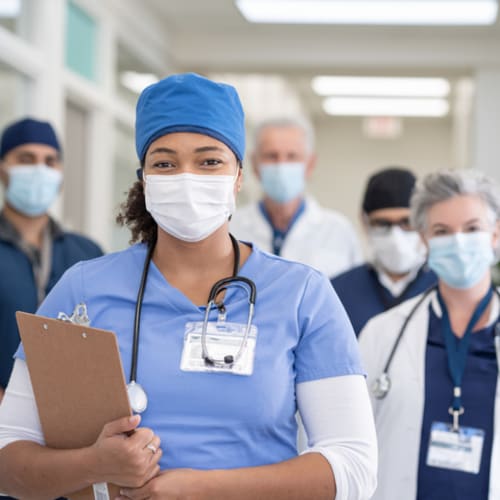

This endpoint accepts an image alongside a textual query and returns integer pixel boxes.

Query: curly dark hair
[116,180,157,246]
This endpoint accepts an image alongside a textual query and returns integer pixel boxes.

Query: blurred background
[1,0,499,252]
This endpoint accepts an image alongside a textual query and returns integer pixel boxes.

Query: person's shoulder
[332,263,371,285]
[305,197,355,229]
[362,289,434,335]
[59,230,103,257]
[231,201,261,224]
[70,243,145,275]
[249,244,328,286]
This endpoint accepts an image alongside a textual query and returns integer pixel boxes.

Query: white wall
[312,115,452,216]
[238,114,453,252]
[312,116,452,254]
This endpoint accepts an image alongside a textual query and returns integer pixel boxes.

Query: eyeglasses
[367,217,413,234]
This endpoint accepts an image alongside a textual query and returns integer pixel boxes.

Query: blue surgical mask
[6,164,62,217]
[259,162,305,203]
[428,231,495,289]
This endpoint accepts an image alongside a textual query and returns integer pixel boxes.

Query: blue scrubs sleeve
[14,261,84,361]
[295,271,364,383]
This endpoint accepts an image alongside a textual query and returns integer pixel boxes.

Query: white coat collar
[429,287,500,325]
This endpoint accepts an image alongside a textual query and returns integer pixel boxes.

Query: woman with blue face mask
[0,73,377,499]
[359,169,500,500]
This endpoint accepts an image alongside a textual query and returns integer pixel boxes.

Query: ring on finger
[145,443,157,454]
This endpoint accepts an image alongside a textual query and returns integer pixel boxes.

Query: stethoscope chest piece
[127,380,148,413]
[372,372,391,399]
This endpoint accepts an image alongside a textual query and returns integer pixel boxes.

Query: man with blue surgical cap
[0,117,103,401]
[230,117,362,279]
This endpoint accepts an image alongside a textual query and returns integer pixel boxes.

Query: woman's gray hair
[410,169,500,233]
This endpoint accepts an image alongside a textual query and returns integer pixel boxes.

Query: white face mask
[368,226,426,275]
[144,172,236,242]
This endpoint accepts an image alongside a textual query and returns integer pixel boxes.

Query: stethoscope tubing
[130,233,255,384]
[374,284,500,399]
[131,239,156,383]
[380,286,437,376]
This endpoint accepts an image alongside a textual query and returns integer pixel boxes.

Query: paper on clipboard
[16,311,132,500]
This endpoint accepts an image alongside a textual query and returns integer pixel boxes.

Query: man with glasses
[332,167,436,335]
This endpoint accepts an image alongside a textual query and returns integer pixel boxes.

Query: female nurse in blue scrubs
[0,73,377,500]
[359,169,500,500]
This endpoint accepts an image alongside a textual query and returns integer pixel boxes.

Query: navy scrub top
[416,304,498,500]
[332,263,437,336]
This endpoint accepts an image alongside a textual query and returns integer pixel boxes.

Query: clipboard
[16,311,132,500]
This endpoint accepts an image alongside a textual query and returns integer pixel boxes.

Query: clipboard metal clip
[57,303,91,327]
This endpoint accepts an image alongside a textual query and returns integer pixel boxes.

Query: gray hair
[410,169,500,233]
[252,117,315,155]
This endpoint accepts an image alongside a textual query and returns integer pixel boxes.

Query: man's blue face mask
[259,162,305,204]
[428,231,495,289]
[6,164,62,217]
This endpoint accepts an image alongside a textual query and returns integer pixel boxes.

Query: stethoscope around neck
[371,285,500,399]
[126,233,257,413]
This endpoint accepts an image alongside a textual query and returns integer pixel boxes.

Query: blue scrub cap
[0,117,61,158]
[135,73,245,162]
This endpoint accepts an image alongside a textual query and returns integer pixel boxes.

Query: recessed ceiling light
[236,0,498,25]
[120,72,159,94]
[0,0,21,18]
[322,97,450,117]
[312,76,451,97]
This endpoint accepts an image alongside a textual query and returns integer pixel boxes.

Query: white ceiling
[144,0,500,71]
[140,0,500,119]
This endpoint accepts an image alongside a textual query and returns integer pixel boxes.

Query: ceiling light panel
[322,97,450,117]
[236,0,498,25]
[120,71,159,94]
[312,76,451,97]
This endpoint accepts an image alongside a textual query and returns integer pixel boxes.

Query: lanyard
[437,286,494,431]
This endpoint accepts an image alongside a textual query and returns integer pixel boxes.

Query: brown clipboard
[16,311,132,500]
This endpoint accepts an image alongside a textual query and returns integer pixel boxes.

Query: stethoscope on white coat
[371,285,500,399]
[126,233,257,413]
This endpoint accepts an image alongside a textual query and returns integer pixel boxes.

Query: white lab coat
[230,197,363,278]
[358,290,500,500]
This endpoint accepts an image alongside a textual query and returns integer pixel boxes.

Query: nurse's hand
[117,469,206,499]
[89,414,162,488]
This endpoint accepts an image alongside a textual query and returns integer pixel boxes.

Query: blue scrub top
[416,305,498,500]
[16,243,363,470]
[332,264,437,335]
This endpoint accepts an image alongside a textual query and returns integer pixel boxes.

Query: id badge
[180,321,258,376]
[426,421,484,474]
[92,482,110,500]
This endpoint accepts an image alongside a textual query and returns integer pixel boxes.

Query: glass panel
[63,101,88,232]
[115,42,161,107]
[111,123,138,251]
[65,0,97,81]
[0,61,31,130]
[0,0,33,40]
[0,62,32,206]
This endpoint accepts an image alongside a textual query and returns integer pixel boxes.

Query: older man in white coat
[230,117,362,279]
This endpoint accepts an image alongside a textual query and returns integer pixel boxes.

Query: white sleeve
[0,358,45,449]
[297,374,378,500]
